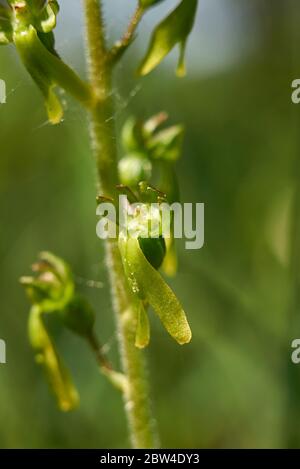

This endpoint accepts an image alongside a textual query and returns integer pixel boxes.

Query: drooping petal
[139,0,198,76]
[135,301,150,349]
[28,306,79,411]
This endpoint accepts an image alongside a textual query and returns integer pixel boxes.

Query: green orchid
[13,25,92,124]
[119,113,184,189]
[119,234,192,347]
[1,1,92,123]
[139,0,198,76]
[7,1,59,33]
[118,198,191,348]
[119,113,184,276]
[21,251,95,337]
[20,252,97,410]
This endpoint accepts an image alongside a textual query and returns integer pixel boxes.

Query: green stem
[120,5,145,47]
[109,4,145,63]
[82,0,157,448]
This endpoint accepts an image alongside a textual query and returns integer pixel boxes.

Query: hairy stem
[121,5,145,47]
[82,0,157,448]
[109,4,145,63]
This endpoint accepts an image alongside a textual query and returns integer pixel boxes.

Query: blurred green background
[1,0,300,448]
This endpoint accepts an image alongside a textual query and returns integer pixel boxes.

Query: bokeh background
[1,0,300,448]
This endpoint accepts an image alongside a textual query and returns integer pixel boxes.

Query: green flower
[118,152,152,189]
[118,200,192,348]
[21,251,95,337]
[119,113,185,276]
[119,234,192,347]
[13,25,92,124]
[1,1,92,123]
[139,0,198,76]
[21,252,97,410]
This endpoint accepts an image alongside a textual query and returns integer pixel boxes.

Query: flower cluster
[119,112,184,276]
[114,183,192,349]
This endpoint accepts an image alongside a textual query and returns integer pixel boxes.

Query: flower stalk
[83,0,157,449]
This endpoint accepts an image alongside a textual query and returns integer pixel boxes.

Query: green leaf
[139,0,198,76]
[28,306,79,411]
[13,25,92,124]
[135,301,150,349]
[119,236,192,345]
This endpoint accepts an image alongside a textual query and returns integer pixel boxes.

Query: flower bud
[138,236,166,270]
[118,152,152,188]
[20,251,73,313]
[21,251,96,338]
